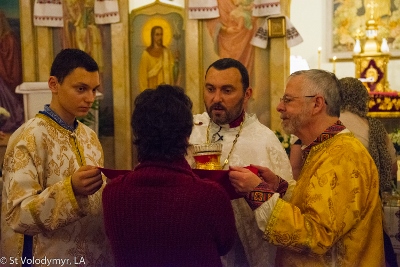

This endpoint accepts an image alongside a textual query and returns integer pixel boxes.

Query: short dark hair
[205,58,249,91]
[50,49,99,84]
[131,84,193,162]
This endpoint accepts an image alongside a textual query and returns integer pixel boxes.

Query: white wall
[290,0,400,91]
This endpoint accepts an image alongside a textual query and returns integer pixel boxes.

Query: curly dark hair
[338,77,369,118]
[131,84,193,162]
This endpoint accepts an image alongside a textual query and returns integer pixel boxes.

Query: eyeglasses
[279,95,317,104]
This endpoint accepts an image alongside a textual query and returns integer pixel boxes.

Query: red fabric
[193,169,239,200]
[99,167,130,179]
[102,158,236,267]
[193,165,258,200]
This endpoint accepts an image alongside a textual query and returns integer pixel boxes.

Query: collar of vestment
[206,111,246,143]
[302,120,346,160]
[229,110,245,128]
[39,104,78,132]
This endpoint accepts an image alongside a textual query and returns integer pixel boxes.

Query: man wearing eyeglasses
[229,69,384,266]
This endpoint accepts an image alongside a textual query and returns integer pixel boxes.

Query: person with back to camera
[229,69,385,266]
[102,84,236,267]
[339,76,398,267]
[339,77,397,193]
[1,48,113,266]
[187,57,295,267]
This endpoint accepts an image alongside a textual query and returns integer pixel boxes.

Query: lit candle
[381,38,389,53]
[353,39,361,54]
[332,56,337,74]
[318,47,322,69]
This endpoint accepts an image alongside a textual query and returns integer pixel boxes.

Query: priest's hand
[229,166,262,193]
[71,165,103,196]
[250,164,280,191]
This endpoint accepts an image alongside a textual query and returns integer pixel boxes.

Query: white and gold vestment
[1,114,113,266]
[188,112,294,267]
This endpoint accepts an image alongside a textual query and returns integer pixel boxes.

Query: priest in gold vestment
[230,69,385,266]
[0,49,113,266]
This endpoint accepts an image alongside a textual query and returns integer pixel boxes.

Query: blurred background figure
[0,10,24,133]
[339,76,398,267]
[339,77,397,193]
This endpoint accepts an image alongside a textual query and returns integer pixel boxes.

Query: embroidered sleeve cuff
[245,181,276,210]
[276,175,289,197]
[64,177,87,217]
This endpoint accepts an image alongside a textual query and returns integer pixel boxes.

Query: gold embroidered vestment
[264,133,384,266]
[1,114,113,266]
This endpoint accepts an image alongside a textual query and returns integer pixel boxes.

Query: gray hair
[289,69,341,117]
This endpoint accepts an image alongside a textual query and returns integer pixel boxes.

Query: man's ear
[244,87,253,100]
[312,95,325,114]
[243,87,253,111]
[48,76,58,93]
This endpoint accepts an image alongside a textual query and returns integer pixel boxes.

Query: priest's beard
[207,98,244,125]
[282,108,309,135]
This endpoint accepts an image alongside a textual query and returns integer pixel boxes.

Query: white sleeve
[254,193,280,232]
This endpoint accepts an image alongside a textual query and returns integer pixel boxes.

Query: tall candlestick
[332,56,337,74]
[318,47,321,69]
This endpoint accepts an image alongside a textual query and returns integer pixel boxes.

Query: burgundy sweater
[102,158,236,267]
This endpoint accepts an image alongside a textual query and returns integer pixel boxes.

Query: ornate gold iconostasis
[351,0,400,120]
[18,0,291,170]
